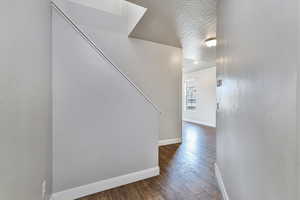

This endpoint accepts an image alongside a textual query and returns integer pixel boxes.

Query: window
[185,80,197,111]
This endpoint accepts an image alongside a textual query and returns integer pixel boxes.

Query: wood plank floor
[78,122,222,200]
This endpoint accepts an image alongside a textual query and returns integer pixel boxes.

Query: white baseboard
[215,163,229,200]
[51,167,160,200]
[158,138,181,146]
[183,119,216,128]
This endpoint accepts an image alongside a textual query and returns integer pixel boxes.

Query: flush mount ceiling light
[204,37,217,47]
[193,60,199,65]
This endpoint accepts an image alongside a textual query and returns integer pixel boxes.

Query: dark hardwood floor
[78,122,222,200]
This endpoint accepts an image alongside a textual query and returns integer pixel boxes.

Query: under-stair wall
[52,5,160,200]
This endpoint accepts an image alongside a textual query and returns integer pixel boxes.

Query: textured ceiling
[126,0,216,65]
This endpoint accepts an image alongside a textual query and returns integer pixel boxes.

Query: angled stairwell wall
[52,5,160,199]
[51,0,182,199]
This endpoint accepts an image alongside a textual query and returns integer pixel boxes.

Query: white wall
[183,67,216,127]
[66,3,183,141]
[52,8,159,194]
[86,31,183,141]
[217,0,298,199]
[0,0,52,200]
[298,1,300,197]
[67,0,122,15]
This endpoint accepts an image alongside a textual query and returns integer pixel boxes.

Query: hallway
[79,122,221,200]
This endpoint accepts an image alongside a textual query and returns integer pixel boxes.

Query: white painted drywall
[124,1,147,35]
[0,0,52,199]
[63,2,183,141]
[217,0,298,199]
[67,0,122,15]
[183,67,216,127]
[85,31,183,141]
[53,0,146,36]
[52,9,159,193]
[298,1,300,198]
